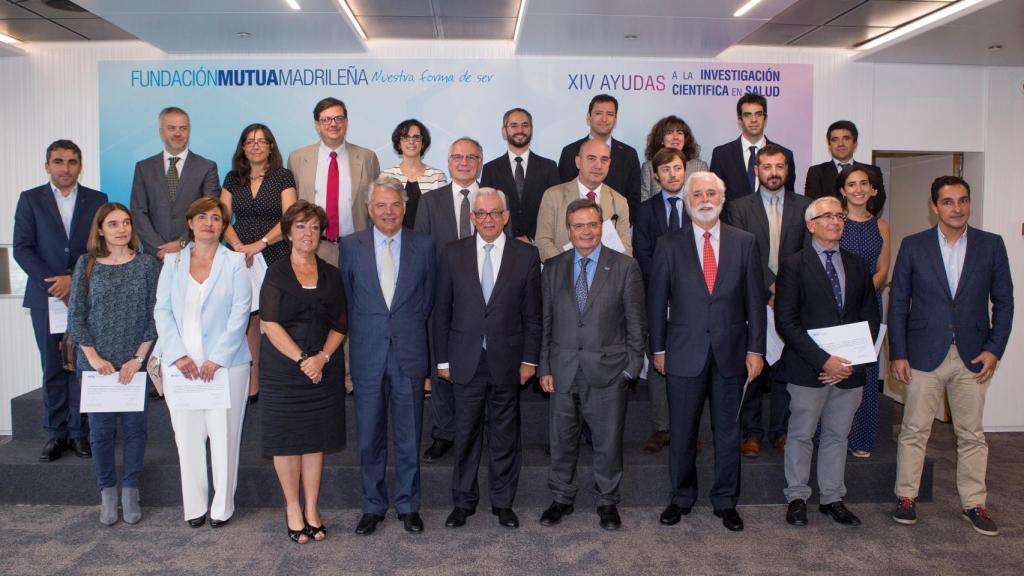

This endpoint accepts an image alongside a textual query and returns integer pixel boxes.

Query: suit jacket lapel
[487,238,514,309]
[201,245,228,308]
[68,192,92,244]
[713,226,738,295]
[348,147,364,211]
[359,231,388,308]
[176,154,201,204]
[732,138,752,195]
[583,248,612,315]
[954,226,979,301]
[923,228,953,300]
[805,248,841,313]
[779,192,802,246]
[149,154,172,202]
[39,187,68,241]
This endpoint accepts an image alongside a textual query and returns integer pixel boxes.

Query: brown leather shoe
[773,437,786,455]
[643,430,670,453]
[741,436,761,458]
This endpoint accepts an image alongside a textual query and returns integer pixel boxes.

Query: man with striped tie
[647,171,767,532]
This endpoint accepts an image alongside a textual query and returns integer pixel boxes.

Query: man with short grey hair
[773,195,879,528]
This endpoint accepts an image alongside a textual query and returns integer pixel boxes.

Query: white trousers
[167,364,250,521]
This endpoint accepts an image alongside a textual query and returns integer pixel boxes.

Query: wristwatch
[133,355,146,365]
[296,352,308,366]
[260,237,270,246]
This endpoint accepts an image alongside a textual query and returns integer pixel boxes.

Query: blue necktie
[746,145,757,193]
[667,197,680,232]
[824,250,843,313]
[481,243,495,303]
[575,257,590,314]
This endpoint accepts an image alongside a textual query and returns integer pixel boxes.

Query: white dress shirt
[507,149,531,174]
[741,136,767,170]
[576,179,602,204]
[163,148,190,175]
[50,183,78,237]
[451,181,479,235]
[692,221,721,269]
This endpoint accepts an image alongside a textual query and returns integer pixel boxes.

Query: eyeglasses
[318,115,347,126]
[400,134,423,142]
[449,154,481,162]
[810,212,848,222]
[569,222,601,231]
[504,122,531,130]
[740,111,766,119]
[472,209,505,220]
[244,138,269,147]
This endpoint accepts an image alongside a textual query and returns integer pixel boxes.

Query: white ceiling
[2,0,1021,66]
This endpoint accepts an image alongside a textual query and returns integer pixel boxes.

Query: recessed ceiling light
[624,34,639,40]
[0,32,22,44]
[733,0,762,17]
[284,0,301,10]
[237,32,251,39]
[858,0,987,51]
[987,44,1003,51]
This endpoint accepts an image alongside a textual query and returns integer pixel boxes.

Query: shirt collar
[741,136,766,149]
[373,226,402,244]
[833,158,855,169]
[452,181,479,194]
[588,134,613,149]
[812,239,840,255]
[50,182,79,199]
[577,179,602,196]
[937,225,967,247]
[476,232,506,252]
[693,221,721,242]
[319,141,347,156]
[507,149,531,164]
[164,148,189,163]
[661,190,683,203]
[759,187,784,204]
[574,242,602,264]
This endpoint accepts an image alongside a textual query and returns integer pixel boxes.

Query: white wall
[1,42,1021,432]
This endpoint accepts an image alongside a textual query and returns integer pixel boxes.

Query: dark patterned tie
[667,197,680,232]
[824,250,843,313]
[513,156,525,200]
[167,156,180,203]
[575,257,590,314]
[746,145,757,193]
[459,189,471,239]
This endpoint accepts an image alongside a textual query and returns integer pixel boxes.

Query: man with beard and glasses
[648,171,766,532]
[480,108,560,243]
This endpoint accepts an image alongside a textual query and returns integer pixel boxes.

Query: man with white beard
[647,171,767,532]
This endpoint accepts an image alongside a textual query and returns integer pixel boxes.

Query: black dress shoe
[70,437,92,458]
[444,507,474,528]
[539,502,574,526]
[423,439,454,462]
[210,517,230,529]
[597,505,621,531]
[354,513,384,535]
[187,514,207,528]
[714,508,744,531]
[819,501,861,526]
[493,507,519,528]
[786,499,808,526]
[398,512,424,533]
[659,503,692,526]
[39,438,67,462]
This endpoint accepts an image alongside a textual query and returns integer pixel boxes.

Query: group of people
[12,92,1012,542]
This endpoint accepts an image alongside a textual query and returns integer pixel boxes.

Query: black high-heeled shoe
[305,510,327,541]
[286,514,310,544]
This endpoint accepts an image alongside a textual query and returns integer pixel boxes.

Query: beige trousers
[895,345,989,508]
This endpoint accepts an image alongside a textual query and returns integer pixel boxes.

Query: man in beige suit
[287,97,381,263]
[535,139,631,262]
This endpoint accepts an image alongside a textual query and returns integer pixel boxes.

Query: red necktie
[702,230,717,294]
[586,188,596,202]
[326,151,340,241]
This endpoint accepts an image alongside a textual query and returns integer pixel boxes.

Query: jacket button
[706,330,711,334]
[64,248,69,253]
[578,347,583,351]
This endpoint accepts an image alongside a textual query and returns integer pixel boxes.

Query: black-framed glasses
[400,134,423,142]
[449,154,481,162]
[244,138,270,147]
[472,209,505,220]
[810,212,848,222]
[318,115,347,126]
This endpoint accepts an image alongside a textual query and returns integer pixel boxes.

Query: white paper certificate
[48,297,68,334]
[163,365,231,410]
[807,321,877,366]
[248,252,268,313]
[80,371,147,413]
[766,305,784,366]
[601,220,626,253]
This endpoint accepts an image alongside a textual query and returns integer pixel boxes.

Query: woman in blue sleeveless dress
[838,165,890,458]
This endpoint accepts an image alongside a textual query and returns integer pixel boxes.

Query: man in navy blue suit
[14,140,107,462]
[340,175,436,536]
[890,176,1014,537]
[709,94,796,216]
[648,171,766,532]
[632,147,689,453]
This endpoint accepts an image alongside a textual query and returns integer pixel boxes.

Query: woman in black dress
[259,200,346,544]
[221,123,297,399]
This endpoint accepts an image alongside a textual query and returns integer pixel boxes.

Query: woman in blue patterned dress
[837,165,890,458]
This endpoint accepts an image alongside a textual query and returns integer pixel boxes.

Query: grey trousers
[784,383,863,504]
[548,369,628,506]
[646,354,669,432]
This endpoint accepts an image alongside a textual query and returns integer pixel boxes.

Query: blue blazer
[889,226,1014,373]
[340,227,436,382]
[13,183,107,310]
[709,137,796,208]
[153,244,252,368]
[632,193,691,287]
[647,223,767,379]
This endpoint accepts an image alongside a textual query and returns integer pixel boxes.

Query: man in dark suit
[480,108,560,242]
[890,176,1014,537]
[709,94,796,216]
[130,106,220,259]
[434,188,542,530]
[557,94,642,217]
[537,199,645,531]
[804,120,887,215]
[414,136,484,463]
[340,175,436,536]
[726,144,811,457]
[14,140,107,462]
[774,196,880,528]
[649,171,766,532]
[632,147,689,453]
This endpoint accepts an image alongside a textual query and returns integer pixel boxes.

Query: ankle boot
[121,487,142,524]
[100,486,119,526]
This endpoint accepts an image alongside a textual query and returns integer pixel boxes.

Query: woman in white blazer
[154,197,252,528]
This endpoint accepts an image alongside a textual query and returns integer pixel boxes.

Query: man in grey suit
[537,199,646,531]
[727,144,811,457]
[414,136,484,463]
[131,107,220,259]
[287,96,381,264]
